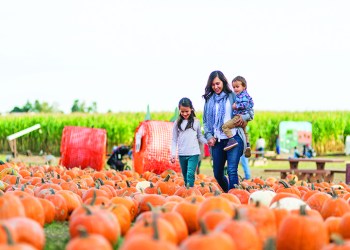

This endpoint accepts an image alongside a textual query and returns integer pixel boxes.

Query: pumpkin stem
[233,207,240,220]
[77,226,89,238]
[214,189,221,196]
[330,188,338,198]
[254,200,261,208]
[157,187,162,195]
[1,224,15,245]
[199,220,209,235]
[263,237,276,250]
[278,180,290,188]
[15,176,20,186]
[98,178,104,185]
[299,204,307,216]
[147,202,156,211]
[82,204,93,215]
[151,211,160,240]
[89,189,97,206]
[330,233,346,245]
[163,174,170,182]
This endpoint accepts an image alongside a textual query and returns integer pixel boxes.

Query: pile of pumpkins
[1,162,350,249]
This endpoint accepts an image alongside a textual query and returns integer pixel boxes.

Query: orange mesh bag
[133,121,181,174]
[60,126,107,171]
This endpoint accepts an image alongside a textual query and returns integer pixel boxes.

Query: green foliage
[0,111,349,155]
[71,99,97,113]
[10,100,62,113]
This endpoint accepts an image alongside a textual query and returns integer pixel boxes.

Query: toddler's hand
[232,103,237,109]
[170,157,175,163]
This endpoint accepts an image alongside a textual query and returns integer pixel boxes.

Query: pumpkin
[276,205,329,250]
[179,220,236,250]
[320,192,350,220]
[0,192,25,219]
[248,190,276,207]
[66,227,113,250]
[270,197,311,211]
[69,206,121,245]
[136,180,151,192]
[215,209,262,250]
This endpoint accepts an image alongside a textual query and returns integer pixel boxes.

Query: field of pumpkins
[2,161,350,250]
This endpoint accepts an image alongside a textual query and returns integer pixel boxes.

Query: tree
[71,100,98,113]
[9,100,62,113]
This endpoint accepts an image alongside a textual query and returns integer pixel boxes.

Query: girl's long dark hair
[202,70,232,102]
[177,97,196,131]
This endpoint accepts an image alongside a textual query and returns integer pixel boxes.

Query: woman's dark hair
[177,97,196,131]
[202,70,232,101]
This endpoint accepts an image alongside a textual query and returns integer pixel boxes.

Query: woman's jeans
[179,155,199,187]
[211,134,243,192]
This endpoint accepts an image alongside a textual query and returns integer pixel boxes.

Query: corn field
[0,111,349,156]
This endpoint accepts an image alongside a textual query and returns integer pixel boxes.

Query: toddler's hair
[232,76,247,88]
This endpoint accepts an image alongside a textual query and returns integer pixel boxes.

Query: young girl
[170,97,207,187]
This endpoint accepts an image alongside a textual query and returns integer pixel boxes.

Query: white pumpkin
[135,180,151,192]
[270,197,311,210]
[248,190,276,207]
[331,184,344,190]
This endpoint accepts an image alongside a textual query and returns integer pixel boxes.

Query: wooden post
[8,139,17,158]
[346,163,350,184]
[7,124,41,158]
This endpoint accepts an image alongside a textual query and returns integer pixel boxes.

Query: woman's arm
[203,101,214,140]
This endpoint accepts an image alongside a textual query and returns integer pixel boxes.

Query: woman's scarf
[206,91,228,135]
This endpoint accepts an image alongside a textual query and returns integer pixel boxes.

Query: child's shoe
[245,142,252,158]
[224,138,238,151]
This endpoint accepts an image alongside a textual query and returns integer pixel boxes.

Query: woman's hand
[233,115,247,127]
[207,137,216,147]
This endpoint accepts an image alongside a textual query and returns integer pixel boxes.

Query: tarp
[133,120,181,174]
[60,126,107,171]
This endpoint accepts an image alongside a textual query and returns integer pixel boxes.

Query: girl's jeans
[179,155,199,187]
[211,134,243,192]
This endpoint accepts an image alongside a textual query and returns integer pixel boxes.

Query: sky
[1,0,350,114]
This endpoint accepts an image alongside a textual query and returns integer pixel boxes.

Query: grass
[44,222,70,250]
[199,154,350,183]
[44,221,124,249]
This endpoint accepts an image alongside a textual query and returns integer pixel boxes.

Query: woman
[202,70,253,192]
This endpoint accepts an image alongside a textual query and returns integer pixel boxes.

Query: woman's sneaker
[245,142,251,158]
[224,138,238,151]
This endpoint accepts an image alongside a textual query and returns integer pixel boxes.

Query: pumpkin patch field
[2,159,350,250]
